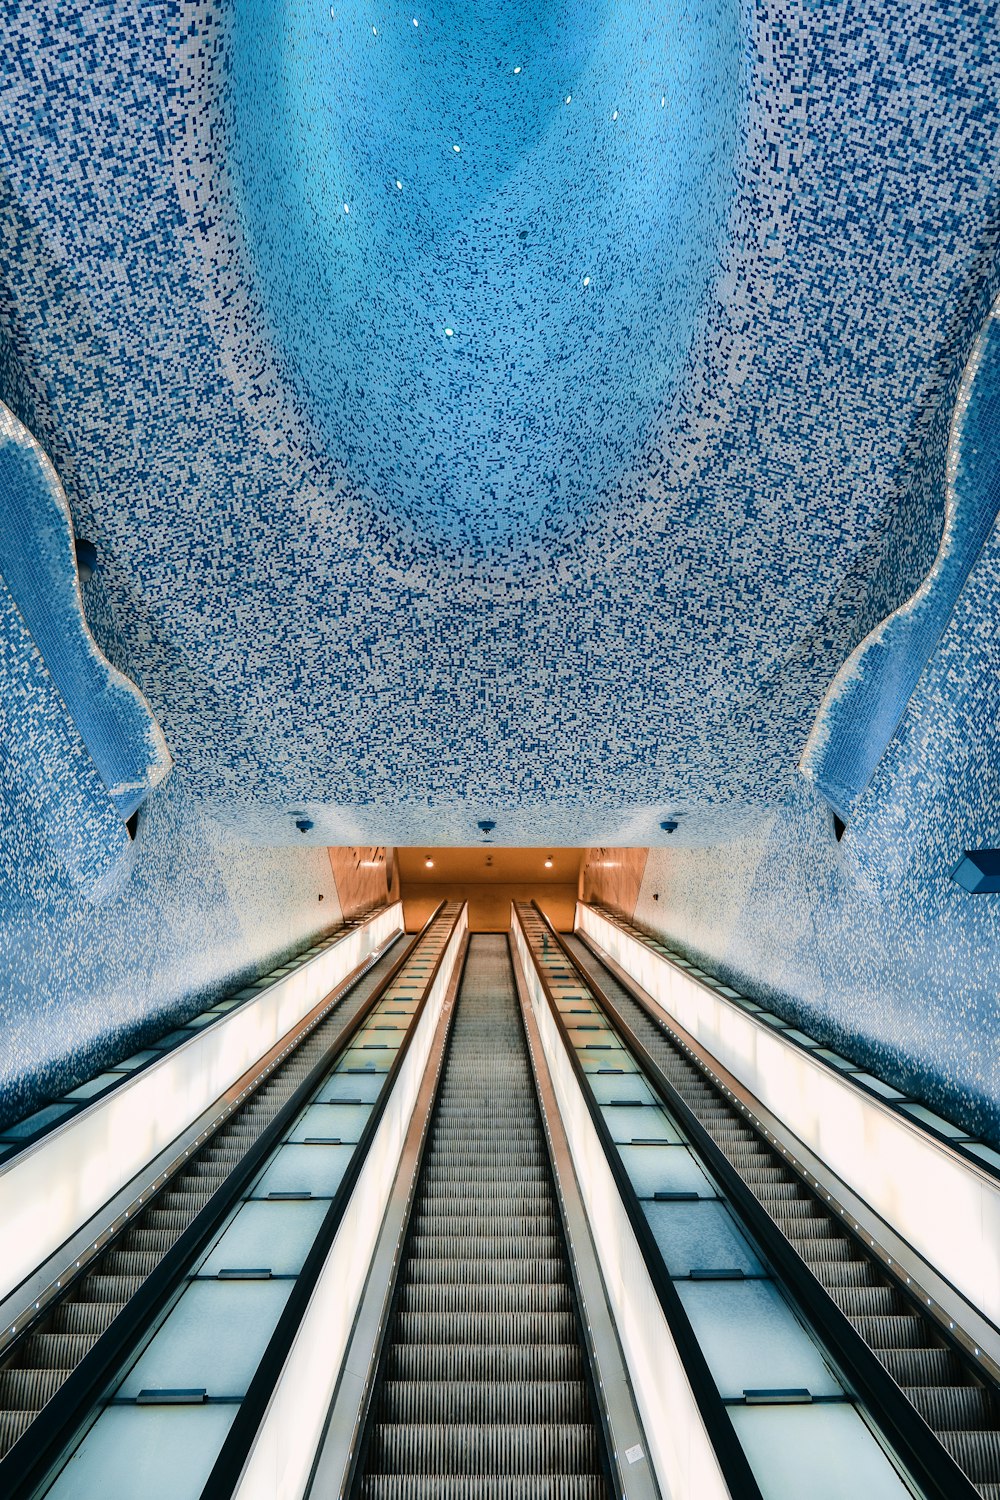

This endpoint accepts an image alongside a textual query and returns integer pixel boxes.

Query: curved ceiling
[225,0,742,544]
[0,0,996,851]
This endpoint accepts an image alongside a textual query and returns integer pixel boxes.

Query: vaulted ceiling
[0,0,997,860]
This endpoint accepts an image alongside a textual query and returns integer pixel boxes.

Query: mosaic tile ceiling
[0,0,997,852]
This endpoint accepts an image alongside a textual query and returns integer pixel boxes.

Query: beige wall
[404,884,577,933]
[398,847,584,933]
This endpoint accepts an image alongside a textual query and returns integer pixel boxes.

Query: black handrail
[515,903,765,1500]
[535,903,983,1500]
[200,903,464,1499]
[5,905,447,1500]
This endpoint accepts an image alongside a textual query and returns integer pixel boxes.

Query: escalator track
[352,934,611,1500]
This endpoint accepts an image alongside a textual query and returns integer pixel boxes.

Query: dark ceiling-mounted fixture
[477,820,496,840]
[952,849,1000,893]
[295,818,314,833]
[660,819,679,833]
[74,537,98,583]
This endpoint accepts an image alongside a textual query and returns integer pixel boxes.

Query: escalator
[351,934,610,1500]
[0,924,421,1494]
[563,926,1000,1500]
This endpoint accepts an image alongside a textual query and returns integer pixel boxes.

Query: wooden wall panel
[326,847,394,919]
[578,847,649,920]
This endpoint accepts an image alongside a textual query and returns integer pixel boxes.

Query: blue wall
[629,485,1000,1139]
[0,772,341,1130]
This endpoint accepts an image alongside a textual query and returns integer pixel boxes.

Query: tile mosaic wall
[611,477,1000,1138]
[0,772,342,1131]
[0,0,996,1122]
[0,0,994,847]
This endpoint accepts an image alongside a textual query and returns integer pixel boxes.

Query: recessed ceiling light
[396,180,403,189]
[544,857,554,869]
[582,275,590,287]
[513,65,522,74]
[612,110,618,121]
[453,144,461,153]
[565,95,572,104]
[424,857,434,868]
[444,327,454,337]
[343,203,350,213]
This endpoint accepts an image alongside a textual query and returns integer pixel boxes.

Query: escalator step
[938,1431,1000,1484]
[78,1275,145,1303]
[787,1237,855,1262]
[367,1422,601,1474]
[878,1347,962,1384]
[412,1214,559,1236]
[0,1411,34,1458]
[905,1386,993,1429]
[19,1334,93,1369]
[50,1300,122,1336]
[397,1284,573,1315]
[404,1257,567,1286]
[409,1236,564,1260]
[380,1350,587,1380]
[0,1366,72,1409]
[391,1311,580,1345]
[809,1260,877,1288]
[378,1380,591,1424]
[361,1478,607,1499]
[827,1286,899,1317]
[850,1314,928,1349]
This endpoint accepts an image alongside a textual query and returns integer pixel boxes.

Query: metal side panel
[511,916,734,1500]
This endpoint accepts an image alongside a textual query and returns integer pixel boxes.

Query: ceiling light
[424,857,434,868]
[513,66,522,74]
[544,857,554,869]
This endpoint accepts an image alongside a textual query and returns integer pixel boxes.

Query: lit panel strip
[0,903,403,1306]
[577,902,1000,1337]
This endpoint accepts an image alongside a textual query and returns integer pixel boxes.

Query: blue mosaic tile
[0,0,996,1117]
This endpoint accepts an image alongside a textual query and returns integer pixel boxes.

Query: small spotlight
[544,857,554,869]
[424,857,434,869]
